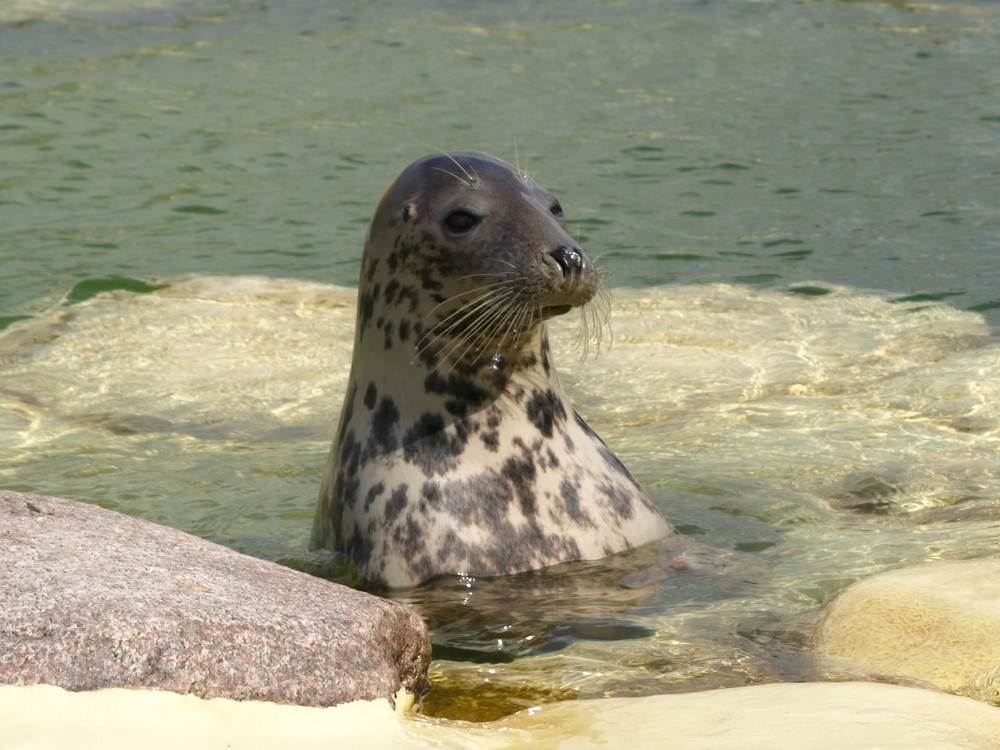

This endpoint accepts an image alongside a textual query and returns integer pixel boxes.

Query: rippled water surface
[2,0,999,724]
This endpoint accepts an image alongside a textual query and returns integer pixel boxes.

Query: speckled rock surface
[0,490,431,706]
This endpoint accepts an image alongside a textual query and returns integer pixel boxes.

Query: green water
[2,0,1000,724]
[3,0,999,321]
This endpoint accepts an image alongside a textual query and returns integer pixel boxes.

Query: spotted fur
[311,151,670,588]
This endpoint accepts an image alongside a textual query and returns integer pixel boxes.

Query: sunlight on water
[1,277,997,718]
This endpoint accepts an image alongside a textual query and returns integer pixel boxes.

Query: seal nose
[549,246,585,277]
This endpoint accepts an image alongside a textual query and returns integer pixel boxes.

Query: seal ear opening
[401,201,418,224]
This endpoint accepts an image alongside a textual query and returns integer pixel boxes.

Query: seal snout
[544,241,598,314]
[548,245,586,277]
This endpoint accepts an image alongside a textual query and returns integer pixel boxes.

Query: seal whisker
[505,292,538,351]
[445,298,506,360]
[483,292,534,353]
[492,259,519,272]
[431,166,474,188]
[423,280,521,330]
[440,151,480,185]
[574,275,613,361]
[444,289,527,367]
[512,141,531,181]
[415,287,517,357]
[442,283,539,369]
[456,271,518,283]
[418,278,522,331]
[416,287,523,367]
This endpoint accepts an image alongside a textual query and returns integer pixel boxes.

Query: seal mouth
[540,304,573,319]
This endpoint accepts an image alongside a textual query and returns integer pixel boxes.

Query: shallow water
[2,0,999,726]
[2,277,998,720]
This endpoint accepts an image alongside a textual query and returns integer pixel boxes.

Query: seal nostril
[549,246,584,277]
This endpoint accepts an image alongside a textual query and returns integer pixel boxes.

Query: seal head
[311,151,670,588]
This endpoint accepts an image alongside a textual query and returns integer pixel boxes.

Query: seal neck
[418,324,563,415]
[351,315,563,427]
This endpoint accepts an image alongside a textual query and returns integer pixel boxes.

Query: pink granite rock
[0,490,430,706]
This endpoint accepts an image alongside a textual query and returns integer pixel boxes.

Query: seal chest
[311,151,670,588]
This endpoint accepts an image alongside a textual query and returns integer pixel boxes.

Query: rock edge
[0,490,431,706]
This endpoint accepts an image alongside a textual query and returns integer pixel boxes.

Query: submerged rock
[817,558,1000,701]
[0,490,430,706]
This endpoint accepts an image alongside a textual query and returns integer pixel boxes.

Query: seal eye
[444,210,480,234]
[550,202,565,221]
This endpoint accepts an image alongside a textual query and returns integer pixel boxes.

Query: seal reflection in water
[311,152,670,588]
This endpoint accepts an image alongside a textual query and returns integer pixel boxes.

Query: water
[2,0,1000,725]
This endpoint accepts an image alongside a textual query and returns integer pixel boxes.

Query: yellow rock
[818,558,1000,697]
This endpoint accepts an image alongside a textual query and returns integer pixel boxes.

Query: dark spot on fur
[444,473,513,528]
[421,481,443,510]
[526,388,566,438]
[454,417,477,444]
[393,515,429,568]
[363,481,385,512]
[418,346,439,370]
[384,484,409,524]
[424,371,491,408]
[340,429,361,478]
[384,278,399,305]
[384,319,394,349]
[371,397,400,453]
[560,478,588,522]
[601,481,635,520]
[445,399,467,418]
[365,257,379,282]
[400,286,420,313]
[403,412,465,477]
[502,452,538,518]
[359,288,375,329]
[488,368,510,393]
[345,522,374,568]
[332,421,362,517]
[438,529,468,563]
[481,430,499,451]
[387,251,399,272]
[364,382,377,410]
[398,318,411,342]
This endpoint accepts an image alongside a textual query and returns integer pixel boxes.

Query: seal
[311,151,671,588]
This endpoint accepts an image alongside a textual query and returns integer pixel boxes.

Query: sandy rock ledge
[0,490,431,706]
